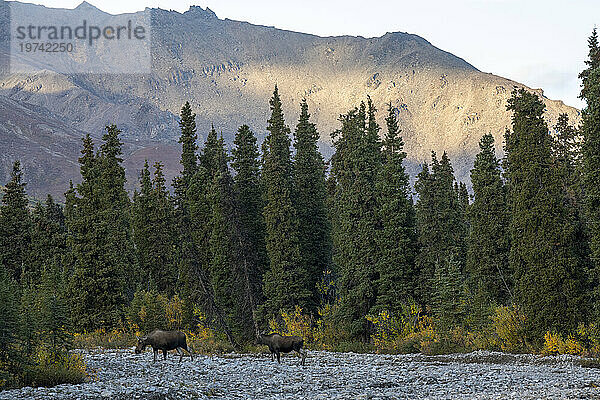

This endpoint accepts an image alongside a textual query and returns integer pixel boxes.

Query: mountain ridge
[0,2,580,199]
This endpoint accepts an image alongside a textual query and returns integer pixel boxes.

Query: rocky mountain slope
[0,1,580,199]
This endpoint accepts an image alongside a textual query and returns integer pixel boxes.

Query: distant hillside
[0,2,580,198]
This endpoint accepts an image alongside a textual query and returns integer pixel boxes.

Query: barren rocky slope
[0,2,580,198]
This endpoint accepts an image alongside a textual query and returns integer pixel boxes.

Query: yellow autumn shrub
[24,348,90,387]
[366,302,435,352]
[542,331,585,355]
[490,305,529,352]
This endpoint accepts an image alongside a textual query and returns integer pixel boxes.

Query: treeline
[1,30,600,385]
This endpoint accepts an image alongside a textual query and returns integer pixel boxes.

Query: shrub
[269,306,314,342]
[313,302,348,350]
[267,302,351,350]
[542,331,585,355]
[23,348,89,388]
[420,326,473,355]
[71,327,137,349]
[165,295,185,330]
[184,305,233,355]
[490,305,530,352]
[366,302,434,353]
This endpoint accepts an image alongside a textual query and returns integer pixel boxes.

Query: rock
[2,350,600,399]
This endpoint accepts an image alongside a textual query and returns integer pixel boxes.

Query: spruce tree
[28,195,67,283]
[232,124,266,330]
[96,124,136,299]
[68,126,135,330]
[0,161,31,282]
[200,125,220,178]
[150,162,177,294]
[431,256,465,330]
[132,161,177,294]
[261,86,309,317]
[171,104,237,344]
[172,102,201,292]
[505,89,588,336]
[465,134,510,326]
[415,151,464,305]
[0,268,19,385]
[330,100,382,340]
[580,28,600,272]
[132,161,154,289]
[292,99,331,312]
[36,264,72,354]
[177,101,199,187]
[373,103,417,314]
[207,135,238,333]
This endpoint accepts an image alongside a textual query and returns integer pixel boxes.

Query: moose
[257,333,307,366]
[135,330,194,363]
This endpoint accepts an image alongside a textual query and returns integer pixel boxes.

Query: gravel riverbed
[2,349,600,399]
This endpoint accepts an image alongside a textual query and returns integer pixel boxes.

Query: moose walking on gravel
[135,330,194,363]
[257,333,307,366]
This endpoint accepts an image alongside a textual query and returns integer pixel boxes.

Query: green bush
[23,349,89,388]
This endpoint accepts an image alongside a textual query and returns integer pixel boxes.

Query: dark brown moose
[135,330,194,363]
[257,333,306,365]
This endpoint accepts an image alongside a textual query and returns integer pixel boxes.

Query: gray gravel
[2,349,600,399]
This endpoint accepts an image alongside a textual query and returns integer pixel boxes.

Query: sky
[18,0,600,109]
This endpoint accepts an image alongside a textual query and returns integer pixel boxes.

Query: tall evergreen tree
[200,125,220,178]
[206,134,257,338]
[172,102,200,290]
[177,101,199,187]
[0,268,19,385]
[415,151,464,305]
[0,161,31,282]
[208,136,235,323]
[132,161,177,294]
[150,162,177,294]
[97,124,136,295]
[465,134,510,325]
[28,195,67,283]
[132,161,154,289]
[580,28,600,272]
[68,126,135,330]
[373,103,417,314]
[330,100,382,339]
[170,104,235,343]
[232,124,266,330]
[292,99,331,312]
[505,89,588,336]
[261,86,309,317]
[431,256,465,330]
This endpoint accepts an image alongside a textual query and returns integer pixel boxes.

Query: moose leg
[153,349,158,363]
[276,351,281,364]
[184,344,194,361]
[163,349,168,361]
[176,347,183,363]
[295,349,306,366]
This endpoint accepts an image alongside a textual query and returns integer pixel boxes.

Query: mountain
[0,1,580,199]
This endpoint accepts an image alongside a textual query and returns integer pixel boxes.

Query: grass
[22,350,90,388]
[72,329,138,350]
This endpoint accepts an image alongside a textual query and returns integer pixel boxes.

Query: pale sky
[17,0,600,109]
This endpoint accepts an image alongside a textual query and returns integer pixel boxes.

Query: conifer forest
[1,28,600,391]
